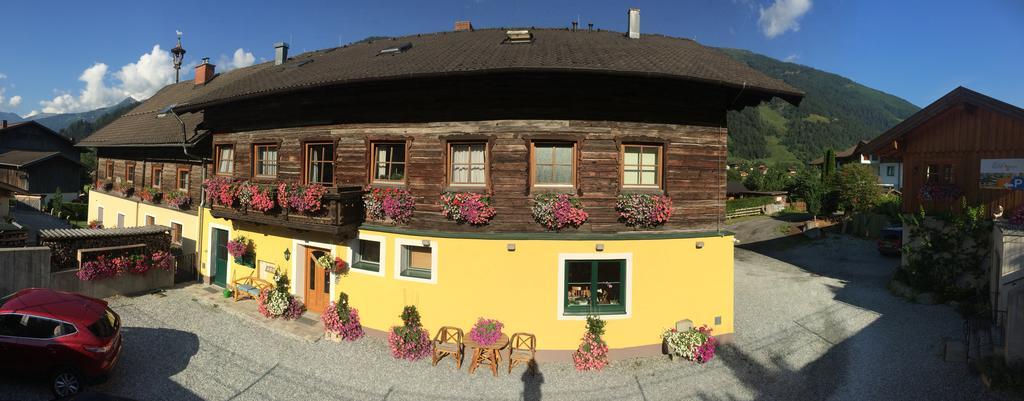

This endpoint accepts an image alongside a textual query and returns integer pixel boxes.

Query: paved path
[0,235,1009,400]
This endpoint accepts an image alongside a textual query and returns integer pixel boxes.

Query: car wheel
[51,368,83,397]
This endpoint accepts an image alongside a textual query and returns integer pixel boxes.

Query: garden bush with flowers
[533,193,588,230]
[322,292,365,341]
[662,325,717,363]
[226,236,255,267]
[439,192,496,225]
[77,250,175,281]
[258,270,305,320]
[364,187,416,224]
[165,191,191,210]
[616,194,673,228]
[387,305,432,361]
[573,315,609,371]
[468,317,504,346]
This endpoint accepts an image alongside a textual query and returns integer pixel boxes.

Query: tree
[835,164,881,214]
[823,149,837,179]
[794,169,825,219]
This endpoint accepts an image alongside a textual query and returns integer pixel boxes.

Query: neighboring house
[863,86,1024,213]
[77,58,269,274]
[0,120,85,200]
[110,19,801,360]
[810,140,902,190]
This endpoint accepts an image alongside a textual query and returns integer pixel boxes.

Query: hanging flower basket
[364,187,415,224]
[532,193,588,230]
[226,236,255,267]
[616,193,673,228]
[316,254,349,275]
[440,192,496,225]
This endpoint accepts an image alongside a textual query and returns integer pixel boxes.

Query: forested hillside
[721,48,920,163]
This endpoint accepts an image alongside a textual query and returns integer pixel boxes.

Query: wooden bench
[232,271,273,302]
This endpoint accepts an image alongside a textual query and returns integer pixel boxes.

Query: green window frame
[564,259,626,315]
[400,245,432,280]
[352,239,381,272]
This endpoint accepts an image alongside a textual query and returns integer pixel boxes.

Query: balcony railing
[209,186,364,237]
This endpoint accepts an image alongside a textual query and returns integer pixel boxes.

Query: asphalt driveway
[0,234,1008,400]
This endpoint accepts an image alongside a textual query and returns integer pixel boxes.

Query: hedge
[726,196,776,213]
[61,203,88,221]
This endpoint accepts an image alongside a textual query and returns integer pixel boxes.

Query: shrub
[835,164,882,213]
[616,194,673,228]
[364,187,415,224]
[468,317,504,346]
[439,192,496,225]
[573,315,609,371]
[662,325,717,363]
[532,193,588,230]
[61,203,88,221]
[388,305,431,360]
[725,196,776,213]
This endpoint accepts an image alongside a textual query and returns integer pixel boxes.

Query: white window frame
[393,237,438,284]
[96,205,104,224]
[347,233,386,277]
[116,213,125,228]
[170,220,184,246]
[290,238,340,300]
[556,252,633,320]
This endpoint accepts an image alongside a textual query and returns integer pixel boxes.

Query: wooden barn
[864,87,1024,214]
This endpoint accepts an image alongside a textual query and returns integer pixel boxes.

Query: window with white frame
[353,239,382,272]
[96,206,104,224]
[400,244,432,280]
[116,213,125,228]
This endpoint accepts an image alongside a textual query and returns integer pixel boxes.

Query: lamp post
[171,31,186,83]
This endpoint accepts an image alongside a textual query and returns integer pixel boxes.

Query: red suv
[0,288,122,397]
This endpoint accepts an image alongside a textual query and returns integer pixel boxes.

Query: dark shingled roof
[0,150,83,168]
[77,63,273,147]
[176,28,802,111]
[39,225,169,240]
[1,120,76,145]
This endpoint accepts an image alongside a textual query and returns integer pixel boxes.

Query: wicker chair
[508,332,536,374]
[231,270,273,302]
[432,326,464,369]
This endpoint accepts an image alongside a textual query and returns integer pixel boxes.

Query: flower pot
[222,289,233,298]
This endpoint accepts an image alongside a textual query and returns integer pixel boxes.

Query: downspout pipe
[159,105,208,283]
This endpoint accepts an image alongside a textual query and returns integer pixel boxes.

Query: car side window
[0,314,27,337]
[0,314,68,339]
[24,316,63,339]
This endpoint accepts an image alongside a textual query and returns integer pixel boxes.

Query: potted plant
[662,325,717,363]
[322,292,365,342]
[226,236,255,267]
[532,193,588,230]
[616,193,673,228]
[316,254,349,275]
[440,192,497,225]
[387,305,432,360]
[257,270,305,320]
[364,187,415,224]
[468,317,505,346]
[573,315,609,371]
[165,190,191,210]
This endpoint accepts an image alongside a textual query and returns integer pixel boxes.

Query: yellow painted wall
[88,190,199,254]
[201,208,734,352]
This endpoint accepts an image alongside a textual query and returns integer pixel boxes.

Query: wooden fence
[0,247,51,295]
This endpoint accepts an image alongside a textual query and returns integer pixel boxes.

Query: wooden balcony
[209,186,364,237]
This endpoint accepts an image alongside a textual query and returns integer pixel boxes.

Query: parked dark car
[878,226,903,256]
[0,288,122,397]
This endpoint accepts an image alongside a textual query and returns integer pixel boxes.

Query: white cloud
[784,54,800,62]
[39,45,175,114]
[759,0,812,38]
[0,73,6,80]
[23,110,40,118]
[217,48,256,71]
[8,96,21,107]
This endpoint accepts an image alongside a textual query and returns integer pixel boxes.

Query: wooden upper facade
[864,87,1024,213]
[95,145,206,215]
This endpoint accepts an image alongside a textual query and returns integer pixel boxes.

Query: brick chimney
[194,57,215,85]
[454,21,473,32]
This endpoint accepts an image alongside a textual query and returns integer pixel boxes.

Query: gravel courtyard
[0,234,1008,400]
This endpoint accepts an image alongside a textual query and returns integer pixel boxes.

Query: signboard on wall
[980,159,1024,190]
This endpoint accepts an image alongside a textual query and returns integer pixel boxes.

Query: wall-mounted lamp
[507,243,516,252]
[595,243,604,252]
[283,248,291,261]
[695,241,704,249]
[421,240,431,247]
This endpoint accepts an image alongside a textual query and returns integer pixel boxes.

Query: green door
[213,228,229,287]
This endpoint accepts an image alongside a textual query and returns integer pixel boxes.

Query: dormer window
[504,30,534,44]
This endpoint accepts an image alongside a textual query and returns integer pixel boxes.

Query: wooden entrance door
[304,247,331,313]
[212,228,229,287]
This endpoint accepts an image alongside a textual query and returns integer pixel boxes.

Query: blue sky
[0,0,1021,117]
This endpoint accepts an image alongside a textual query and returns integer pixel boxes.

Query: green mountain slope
[720,48,920,163]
